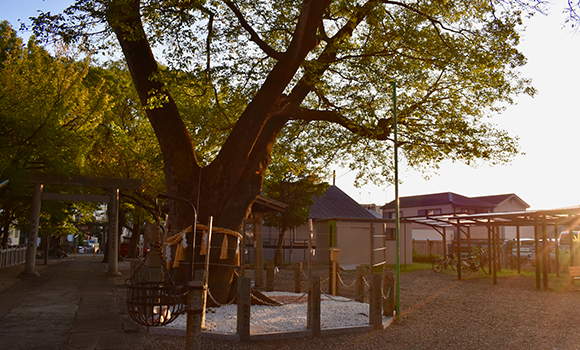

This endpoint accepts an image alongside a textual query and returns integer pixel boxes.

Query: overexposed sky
[336,3,580,210]
[2,0,579,210]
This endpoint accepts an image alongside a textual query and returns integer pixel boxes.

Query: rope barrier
[206,288,237,307]
[337,271,357,288]
[319,288,368,303]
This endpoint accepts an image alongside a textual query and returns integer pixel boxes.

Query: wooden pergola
[404,206,580,289]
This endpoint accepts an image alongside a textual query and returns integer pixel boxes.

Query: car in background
[558,231,579,248]
[120,237,150,258]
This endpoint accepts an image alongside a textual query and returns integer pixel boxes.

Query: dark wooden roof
[252,195,288,213]
[382,192,495,210]
[472,193,530,209]
[309,185,377,220]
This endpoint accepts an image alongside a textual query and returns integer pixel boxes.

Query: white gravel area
[142,268,580,350]
[163,292,385,333]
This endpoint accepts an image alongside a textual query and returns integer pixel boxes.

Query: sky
[1,0,579,210]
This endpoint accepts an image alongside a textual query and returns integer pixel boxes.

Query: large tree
[32,0,543,300]
[0,21,111,246]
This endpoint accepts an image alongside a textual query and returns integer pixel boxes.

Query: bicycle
[432,253,458,273]
[460,252,490,277]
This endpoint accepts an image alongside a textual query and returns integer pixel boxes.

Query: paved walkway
[0,255,141,350]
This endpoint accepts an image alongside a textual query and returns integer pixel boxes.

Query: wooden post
[369,221,374,274]
[383,270,395,317]
[237,276,251,341]
[266,260,275,292]
[554,223,560,277]
[253,213,264,287]
[369,273,382,329]
[516,225,521,274]
[240,219,246,277]
[542,220,549,290]
[442,227,447,257]
[185,281,204,350]
[24,183,42,276]
[467,227,471,256]
[570,222,576,267]
[44,237,48,265]
[106,188,121,276]
[307,276,321,336]
[356,265,365,302]
[495,225,501,273]
[308,219,313,290]
[456,225,461,280]
[490,225,497,285]
[535,216,541,290]
[294,262,303,293]
[336,262,340,296]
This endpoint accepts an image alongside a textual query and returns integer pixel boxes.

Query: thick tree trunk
[106,0,329,302]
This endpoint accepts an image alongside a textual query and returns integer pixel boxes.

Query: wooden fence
[0,245,26,268]
[412,239,445,258]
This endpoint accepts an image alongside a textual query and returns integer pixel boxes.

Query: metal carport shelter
[403,205,580,289]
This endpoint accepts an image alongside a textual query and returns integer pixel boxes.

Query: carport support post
[570,222,575,267]
[106,188,121,276]
[24,183,42,276]
[535,215,541,290]
[542,220,549,290]
[495,225,501,272]
[491,225,497,285]
[456,224,461,280]
[554,223,560,277]
[516,225,521,274]
[442,227,447,258]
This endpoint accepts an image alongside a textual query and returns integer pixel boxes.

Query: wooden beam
[27,173,141,190]
[41,193,111,203]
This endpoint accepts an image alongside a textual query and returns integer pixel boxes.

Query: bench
[568,266,580,283]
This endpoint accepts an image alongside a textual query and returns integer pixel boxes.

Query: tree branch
[278,102,393,141]
[224,1,284,60]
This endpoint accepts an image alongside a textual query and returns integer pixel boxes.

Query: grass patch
[381,262,432,274]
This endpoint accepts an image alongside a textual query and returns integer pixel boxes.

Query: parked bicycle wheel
[433,260,444,273]
[460,261,472,277]
[479,258,490,274]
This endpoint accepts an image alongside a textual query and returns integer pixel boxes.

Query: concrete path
[0,255,141,350]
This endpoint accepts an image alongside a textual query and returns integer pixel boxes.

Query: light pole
[392,81,401,319]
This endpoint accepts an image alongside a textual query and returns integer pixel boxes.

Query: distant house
[310,186,412,267]
[382,192,533,242]
[258,185,413,267]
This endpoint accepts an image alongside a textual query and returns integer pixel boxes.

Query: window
[418,208,442,216]
[385,227,396,240]
[384,211,403,219]
[460,208,476,214]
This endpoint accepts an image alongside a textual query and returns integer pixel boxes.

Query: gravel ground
[141,267,580,350]
[4,259,580,349]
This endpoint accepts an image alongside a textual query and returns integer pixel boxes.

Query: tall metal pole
[392,81,401,318]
